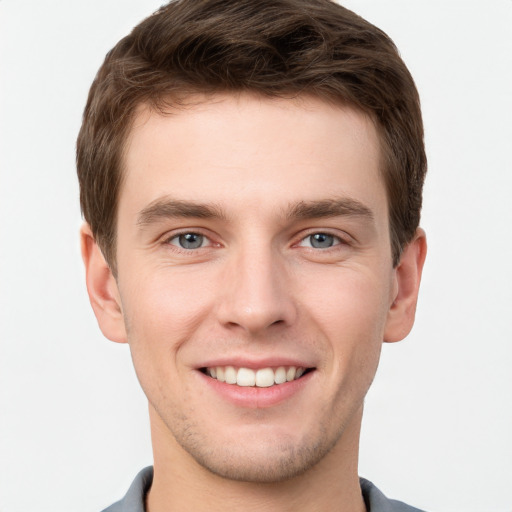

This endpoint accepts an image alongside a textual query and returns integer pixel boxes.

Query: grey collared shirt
[102,466,426,512]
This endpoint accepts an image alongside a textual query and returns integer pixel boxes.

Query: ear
[80,223,127,343]
[384,228,427,343]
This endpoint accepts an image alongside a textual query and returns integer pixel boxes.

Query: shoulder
[101,466,154,512]
[360,478,427,512]
[100,469,424,512]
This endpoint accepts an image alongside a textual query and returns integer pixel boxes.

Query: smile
[202,366,310,388]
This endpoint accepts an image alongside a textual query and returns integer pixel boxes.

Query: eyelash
[296,231,348,250]
[163,230,350,252]
[164,230,215,251]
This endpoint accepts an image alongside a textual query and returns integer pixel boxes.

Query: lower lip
[198,370,314,408]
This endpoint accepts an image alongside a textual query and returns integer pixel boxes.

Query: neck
[146,406,366,512]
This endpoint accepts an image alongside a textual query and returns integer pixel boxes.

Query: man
[77,0,427,510]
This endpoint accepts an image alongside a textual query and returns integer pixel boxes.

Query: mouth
[200,365,314,388]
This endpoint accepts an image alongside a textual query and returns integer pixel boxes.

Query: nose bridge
[217,237,295,333]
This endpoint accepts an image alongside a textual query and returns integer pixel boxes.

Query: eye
[299,233,341,249]
[168,232,210,250]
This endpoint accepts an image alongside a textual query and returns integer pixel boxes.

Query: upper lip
[196,356,316,370]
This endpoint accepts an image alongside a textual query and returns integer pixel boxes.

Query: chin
[173,423,342,484]
[193,445,327,483]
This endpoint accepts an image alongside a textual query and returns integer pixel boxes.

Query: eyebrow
[137,197,227,226]
[136,195,374,227]
[285,197,374,222]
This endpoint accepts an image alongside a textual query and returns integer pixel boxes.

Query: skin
[81,93,426,512]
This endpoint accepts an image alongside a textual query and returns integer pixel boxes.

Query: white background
[1,1,511,511]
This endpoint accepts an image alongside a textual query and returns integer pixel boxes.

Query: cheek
[304,267,391,365]
[119,270,215,371]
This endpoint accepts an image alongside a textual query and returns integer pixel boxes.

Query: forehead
[120,93,385,221]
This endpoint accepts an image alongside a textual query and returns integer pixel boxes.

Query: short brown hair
[77,0,426,271]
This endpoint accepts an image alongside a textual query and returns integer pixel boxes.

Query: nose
[216,244,297,335]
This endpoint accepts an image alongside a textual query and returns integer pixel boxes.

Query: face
[108,94,404,482]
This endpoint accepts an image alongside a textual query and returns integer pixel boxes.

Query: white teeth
[255,368,275,387]
[286,366,296,382]
[237,367,256,387]
[206,365,308,387]
[274,366,287,384]
[225,366,237,384]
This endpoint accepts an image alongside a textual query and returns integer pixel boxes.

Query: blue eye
[309,233,335,248]
[300,233,339,249]
[170,233,206,249]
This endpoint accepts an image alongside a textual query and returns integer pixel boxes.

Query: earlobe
[80,223,127,343]
[383,228,427,343]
